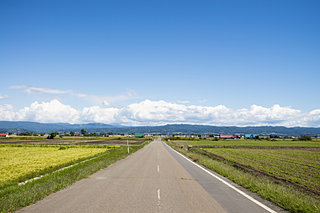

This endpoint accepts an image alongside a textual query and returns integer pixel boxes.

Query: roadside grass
[167,142,320,213]
[0,141,150,213]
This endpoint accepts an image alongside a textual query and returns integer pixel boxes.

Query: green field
[0,145,108,185]
[0,135,148,145]
[204,147,320,194]
[172,139,320,147]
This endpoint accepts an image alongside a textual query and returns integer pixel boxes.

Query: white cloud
[15,100,80,123]
[10,85,71,95]
[83,89,137,106]
[230,104,301,126]
[81,106,120,123]
[103,101,110,106]
[301,109,320,127]
[10,85,137,105]
[0,104,15,120]
[0,99,319,127]
[0,94,8,100]
[121,100,302,126]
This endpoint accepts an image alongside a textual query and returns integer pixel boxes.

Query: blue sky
[0,0,320,126]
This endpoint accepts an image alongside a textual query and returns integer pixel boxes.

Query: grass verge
[0,141,149,213]
[167,142,320,213]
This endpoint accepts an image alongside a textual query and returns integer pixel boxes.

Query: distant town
[0,131,317,141]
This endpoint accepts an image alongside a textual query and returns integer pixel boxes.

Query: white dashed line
[157,188,161,206]
[157,165,160,173]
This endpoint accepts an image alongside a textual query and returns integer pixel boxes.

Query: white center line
[157,165,160,173]
[157,189,161,205]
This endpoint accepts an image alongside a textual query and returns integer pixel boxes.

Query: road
[18,138,283,213]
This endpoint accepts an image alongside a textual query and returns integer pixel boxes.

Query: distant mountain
[0,121,320,136]
[106,124,320,136]
[0,121,116,133]
[1,121,320,136]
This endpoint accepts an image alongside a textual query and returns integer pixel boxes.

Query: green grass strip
[0,142,149,213]
[167,142,320,213]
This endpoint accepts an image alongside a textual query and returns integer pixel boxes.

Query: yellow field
[0,146,107,184]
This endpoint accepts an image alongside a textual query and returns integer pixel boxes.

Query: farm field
[0,136,147,145]
[204,147,320,195]
[172,139,320,147]
[0,145,108,185]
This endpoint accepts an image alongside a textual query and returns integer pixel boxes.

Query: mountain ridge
[1,121,320,136]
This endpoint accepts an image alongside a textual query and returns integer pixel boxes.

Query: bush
[298,135,312,141]
[47,132,57,139]
[58,146,67,150]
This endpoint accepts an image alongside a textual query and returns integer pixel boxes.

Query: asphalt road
[18,138,282,213]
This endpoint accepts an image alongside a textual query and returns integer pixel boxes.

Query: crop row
[204,148,320,194]
[174,139,320,147]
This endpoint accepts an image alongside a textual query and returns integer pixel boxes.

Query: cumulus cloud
[0,104,15,120]
[122,100,303,126]
[0,99,319,127]
[15,100,80,123]
[301,109,320,127]
[81,106,119,123]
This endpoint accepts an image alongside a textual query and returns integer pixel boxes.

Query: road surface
[18,138,283,213]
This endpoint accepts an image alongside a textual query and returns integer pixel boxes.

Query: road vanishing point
[18,138,285,213]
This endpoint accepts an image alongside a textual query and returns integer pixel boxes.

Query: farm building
[134,133,145,138]
[245,134,257,139]
[0,133,8,137]
[219,134,236,139]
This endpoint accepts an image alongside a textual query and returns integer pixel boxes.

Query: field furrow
[204,147,320,194]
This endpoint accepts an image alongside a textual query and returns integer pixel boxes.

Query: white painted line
[164,142,277,213]
[157,188,161,207]
[157,165,160,173]
[19,155,99,186]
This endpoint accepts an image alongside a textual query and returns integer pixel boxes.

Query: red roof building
[0,133,8,137]
[219,134,236,139]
